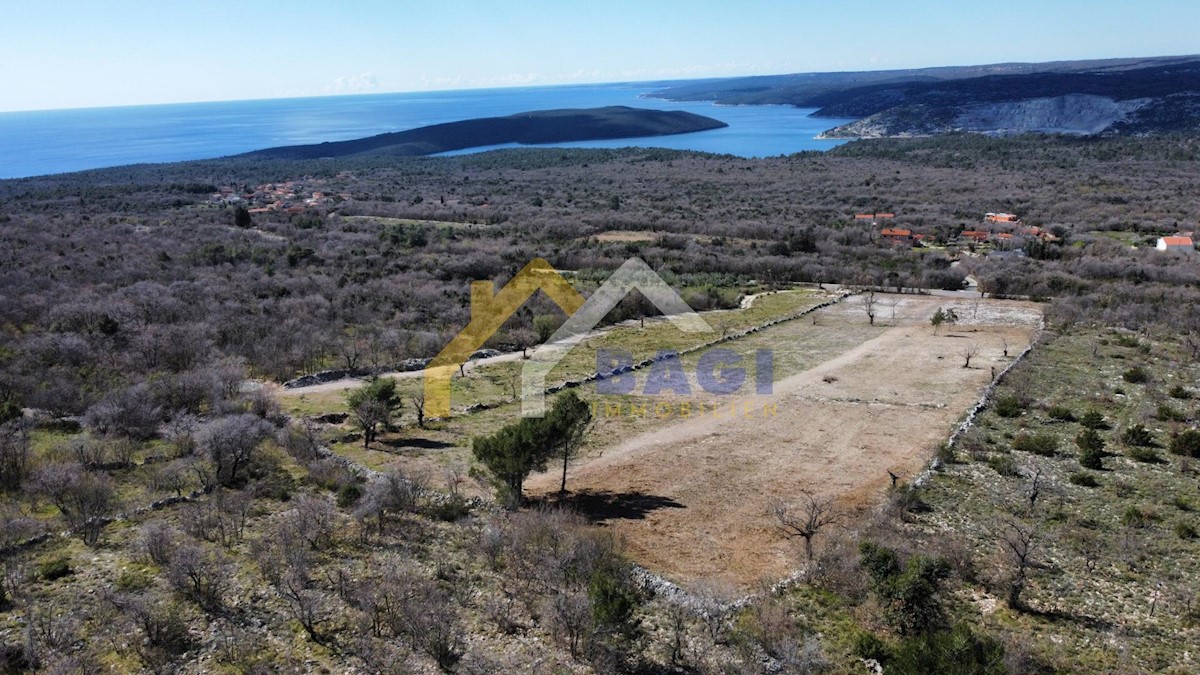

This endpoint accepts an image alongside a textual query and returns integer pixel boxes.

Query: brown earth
[527,294,1044,588]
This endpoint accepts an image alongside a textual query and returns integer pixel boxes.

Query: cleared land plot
[526,294,1044,587]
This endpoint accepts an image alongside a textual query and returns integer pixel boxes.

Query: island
[238,106,728,159]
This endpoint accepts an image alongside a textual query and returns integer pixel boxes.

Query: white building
[1156,236,1195,253]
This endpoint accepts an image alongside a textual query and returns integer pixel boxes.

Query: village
[862,210,1195,255]
[207,173,354,215]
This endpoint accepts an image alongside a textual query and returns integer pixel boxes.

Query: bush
[852,631,890,661]
[1046,405,1075,422]
[1068,472,1099,487]
[1170,384,1192,400]
[1012,432,1058,457]
[1121,506,1157,528]
[987,454,1019,477]
[1079,410,1108,430]
[37,554,73,581]
[1076,429,1106,469]
[859,542,951,636]
[1170,429,1200,458]
[993,395,1024,418]
[887,625,1007,675]
[336,482,363,507]
[1175,522,1198,540]
[1121,423,1154,447]
[1127,445,1163,464]
[1122,366,1149,384]
[1157,404,1187,423]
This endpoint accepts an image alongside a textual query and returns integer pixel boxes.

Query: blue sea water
[0,82,856,179]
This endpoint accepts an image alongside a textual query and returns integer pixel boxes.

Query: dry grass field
[526,294,1044,587]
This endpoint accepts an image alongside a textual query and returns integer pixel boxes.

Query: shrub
[1012,432,1058,457]
[1121,423,1154,447]
[1113,334,1140,348]
[1127,446,1162,464]
[1170,384,1192,400]
[1046,405,1075,422]
[336,482,363,507]
[1068,472,1099,487]
[36,554,73,581]
[993,395,1024,418]
[1079,410,1108,430]
[1175,522,1198,540]
[887,625,1007,675]
[1122,366,1149,384]
[987,454,1019,477]
[1170,429,1200,458]
[852,631,889,662]
[859,542,951,636]
[1173,496,1194,512]
[1120,506,1158,528]
[1076,429,1106,469]
[1157,404,1187,423]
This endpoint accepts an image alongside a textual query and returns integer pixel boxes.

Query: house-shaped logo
[423,257,711,417]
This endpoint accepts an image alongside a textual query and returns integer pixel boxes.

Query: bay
[0,82,855,179]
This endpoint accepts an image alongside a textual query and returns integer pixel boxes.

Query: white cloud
[326,72,380,94]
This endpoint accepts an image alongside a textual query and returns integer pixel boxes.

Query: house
[875,213,896,220]
[985,212,1021,224]
[960,230,990,242]
[1156,236,1195,253]
[881,227,912,242]
[854,213,875,220]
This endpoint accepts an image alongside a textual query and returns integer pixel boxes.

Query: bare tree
[196,414,273,487]
[166,539,232,610]
[28,463,119,545]
[1001,335,1010,358]
[409,392,427,429]
[1024,462,1046,509]
[861,291,877,326]
[996,516,1038,609]
[769,491,841,560]
[0,421,30,491]
[962,343,980,368]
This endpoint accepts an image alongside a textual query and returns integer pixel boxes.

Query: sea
[0,82,857,179]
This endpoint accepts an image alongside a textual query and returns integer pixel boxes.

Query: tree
[548,391,593,495]
[862,291,878,326]
[196,414,273,488]
[472,417,551,508]
[962,343,980,368]
[409,392,427,429]
[859,542,951,635]
[0,421,30,491]
[232,205,252,228]
[1169,429,1200,458]
[995,517,1038,609]
[346,378,402,447]
[1076,429,1105,469]
[770,490,841,560]
[931,307,958,334]
[29,463,119,545]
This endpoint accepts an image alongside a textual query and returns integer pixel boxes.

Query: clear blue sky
[3,0,1198,112]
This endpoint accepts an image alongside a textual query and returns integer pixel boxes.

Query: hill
[238,106,727,159]
[651,55,1200,137]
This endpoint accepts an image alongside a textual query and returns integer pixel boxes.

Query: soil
[526,294,1044,588]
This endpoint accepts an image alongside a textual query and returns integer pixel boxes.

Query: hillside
[652,55,1200,138]
[238,106,727,159]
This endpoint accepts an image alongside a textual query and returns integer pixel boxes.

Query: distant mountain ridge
[239,106,727,159]
[651,55,1200,138]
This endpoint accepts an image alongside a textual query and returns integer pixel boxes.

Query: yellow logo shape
[423,258,584,417]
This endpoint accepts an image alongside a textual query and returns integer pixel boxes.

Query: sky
[3,0,1199,113]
